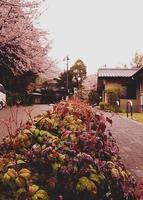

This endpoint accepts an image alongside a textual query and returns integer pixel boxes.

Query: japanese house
[97,67,143,112]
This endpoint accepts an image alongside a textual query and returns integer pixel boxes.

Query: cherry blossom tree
[131,52,143,68]
[0,0,54,91]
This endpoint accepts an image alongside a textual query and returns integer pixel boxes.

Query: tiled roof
[98,68,138,77]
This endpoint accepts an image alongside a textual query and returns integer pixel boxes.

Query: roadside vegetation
[0,99,139,200]
[121,113,143,124]
[0,0,55,106]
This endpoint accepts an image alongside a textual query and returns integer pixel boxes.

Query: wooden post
[126,100,133,118]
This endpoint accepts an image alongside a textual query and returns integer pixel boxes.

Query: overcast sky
[39,0,143,75]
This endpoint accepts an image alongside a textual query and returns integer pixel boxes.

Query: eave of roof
[133,67,143,77]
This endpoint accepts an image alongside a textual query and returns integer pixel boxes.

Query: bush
[106,85,123,107]
[0,99,136,200]
[107,105,121,113]
[88,90,100,105]
[99,102,108,110]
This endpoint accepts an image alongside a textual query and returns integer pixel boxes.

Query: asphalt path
[105,112,143,181]
[0,104,52,142]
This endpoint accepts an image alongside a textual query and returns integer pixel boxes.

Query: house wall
[103,79,141,112]
[140,79,143,93]
[120,99,139,112]
[105,81,122,89]
[98,68,143,112]
[140,80,143,110]
[99,77,143,112]
[120,80,143,112]
[136,79,143,112]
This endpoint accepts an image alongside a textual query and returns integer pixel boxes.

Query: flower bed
[0,99,137,199]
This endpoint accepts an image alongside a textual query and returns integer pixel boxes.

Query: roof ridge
[97,67,139,78]
[98,68,138,70]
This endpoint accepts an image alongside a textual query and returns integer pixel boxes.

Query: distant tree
[0,0,53,91]
[54,59,87,100]
[54,70,76,99]
[123,64,128,68]
[120,64,128,68]
[131,53,143,68]
[88,90,100,105]
[70,59,87,89]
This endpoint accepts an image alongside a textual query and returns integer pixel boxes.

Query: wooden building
[97,67,143,112]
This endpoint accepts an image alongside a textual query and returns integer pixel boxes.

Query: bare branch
[0,6,13,31]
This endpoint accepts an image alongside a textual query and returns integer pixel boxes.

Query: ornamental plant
[0,99,137,200]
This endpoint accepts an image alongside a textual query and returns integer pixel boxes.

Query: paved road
[0,105,52,142]
[105,113,143,181]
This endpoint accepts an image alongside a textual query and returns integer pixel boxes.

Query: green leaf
[16,188,26,200]
[89,174,101,184]
[76,176,97,192]
[51,162,61,173]
[17,160,26,165]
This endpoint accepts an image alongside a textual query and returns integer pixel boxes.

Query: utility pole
[65,56,70,98]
